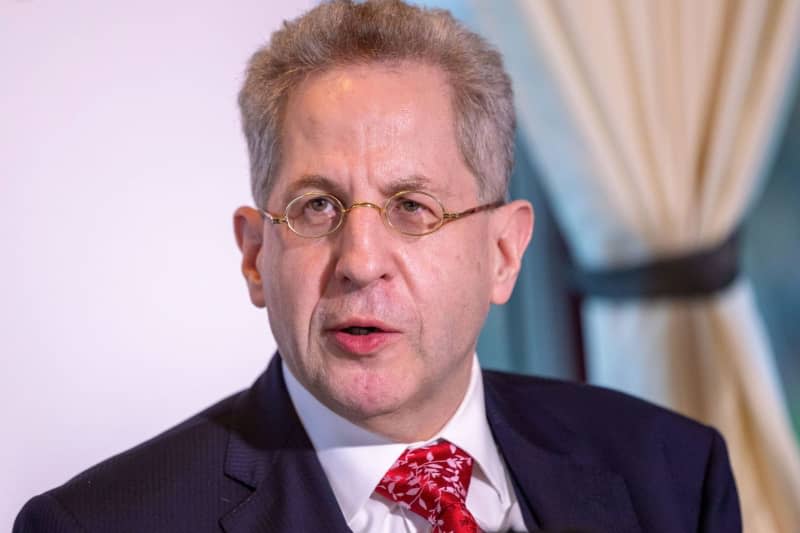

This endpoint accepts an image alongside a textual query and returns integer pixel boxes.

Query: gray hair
[238,0,515,206]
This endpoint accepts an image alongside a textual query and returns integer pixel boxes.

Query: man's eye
[400,200,423,213]
[308,197,332,212]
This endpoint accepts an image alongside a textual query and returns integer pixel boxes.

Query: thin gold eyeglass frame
[259,190,504,238]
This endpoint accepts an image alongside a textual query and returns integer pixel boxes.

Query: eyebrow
[380,175,437,197]
[282,175,347,204]
[281,174,441,204]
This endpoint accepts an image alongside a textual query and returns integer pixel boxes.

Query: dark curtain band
[569,230,741,300]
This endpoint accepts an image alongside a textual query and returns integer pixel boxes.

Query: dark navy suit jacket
[14,355,741,532]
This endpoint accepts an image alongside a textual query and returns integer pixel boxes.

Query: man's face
[236,62,531,439]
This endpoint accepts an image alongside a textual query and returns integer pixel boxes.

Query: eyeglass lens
[285,192,445,237]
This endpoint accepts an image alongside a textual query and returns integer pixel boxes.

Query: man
[14,1,740,532]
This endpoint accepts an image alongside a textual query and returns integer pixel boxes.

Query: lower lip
[329,330,399,355]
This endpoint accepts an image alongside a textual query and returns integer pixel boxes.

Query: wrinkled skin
[235,62,533,441]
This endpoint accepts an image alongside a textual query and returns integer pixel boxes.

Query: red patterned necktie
[375,439,480,533]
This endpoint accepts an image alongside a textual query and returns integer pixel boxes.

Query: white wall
[0,1,315,528]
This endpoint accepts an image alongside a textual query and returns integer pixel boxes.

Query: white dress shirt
[283,355,528,533]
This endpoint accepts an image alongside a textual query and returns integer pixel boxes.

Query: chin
[320,362,416,421]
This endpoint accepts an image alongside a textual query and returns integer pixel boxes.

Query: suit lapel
[220,356,351,533]
[483,372,641,533]
[216,359,643,532]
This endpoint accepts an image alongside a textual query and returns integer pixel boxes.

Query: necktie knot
[376,439,480,533]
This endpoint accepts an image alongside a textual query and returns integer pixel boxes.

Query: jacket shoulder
[14,493,84,533]
[15,391,250,533]
[483,369,714,444]
[483,370,741,532]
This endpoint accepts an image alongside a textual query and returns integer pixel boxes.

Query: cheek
[261,241,331,331]
[410,234,492,333]
[434,226,492,284]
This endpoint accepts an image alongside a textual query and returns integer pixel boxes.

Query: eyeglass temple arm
[258,209,287,225]
[442,200,505,220]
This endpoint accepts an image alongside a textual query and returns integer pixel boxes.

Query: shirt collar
[282,355,511,523]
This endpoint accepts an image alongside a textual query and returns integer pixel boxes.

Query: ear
[233,206,266,308]
[489,200,534,305]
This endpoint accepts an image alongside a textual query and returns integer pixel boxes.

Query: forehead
[274,61,477,202]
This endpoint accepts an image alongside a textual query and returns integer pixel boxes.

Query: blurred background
[1,1,798,532]
[0,0,315,528]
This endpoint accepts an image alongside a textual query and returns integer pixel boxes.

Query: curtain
[471,1,800,531]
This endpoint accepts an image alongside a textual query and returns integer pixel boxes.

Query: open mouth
[329,321,398,355]
[341,326,382,336]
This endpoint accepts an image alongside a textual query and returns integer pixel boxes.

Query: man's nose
[332,203,395,288]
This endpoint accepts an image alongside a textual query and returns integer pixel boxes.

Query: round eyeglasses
[259,190,504,238]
